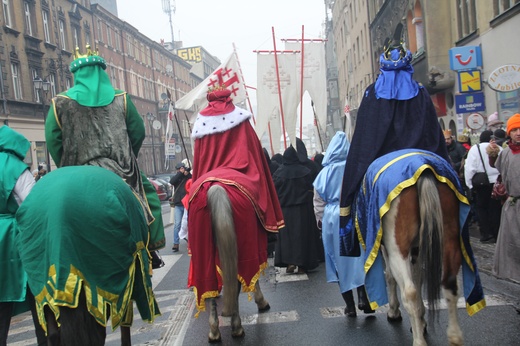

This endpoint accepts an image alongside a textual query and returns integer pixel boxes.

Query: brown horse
[205,185,271,342]
[353,149,483,346]
[382,171,462,346]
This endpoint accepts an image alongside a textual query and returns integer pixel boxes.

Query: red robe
[188,117,284,313]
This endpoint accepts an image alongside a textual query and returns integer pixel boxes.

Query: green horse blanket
[16,166,160,331]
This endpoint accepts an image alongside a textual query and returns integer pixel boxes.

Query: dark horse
[352,149,484,346]
[15,166,159,346]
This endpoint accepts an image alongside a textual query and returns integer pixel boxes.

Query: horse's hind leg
[44,306,60,346]
[382,245,402,322]
[208,185,244,339]
[59,290,106,346]
[383,194,427,346]
[208,298,221,343]
[254,280,270,312]
[120,326,131,346]
[439,184,464,346]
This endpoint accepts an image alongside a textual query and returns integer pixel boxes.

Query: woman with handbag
[464,130,502,243]
[487,113,520,283]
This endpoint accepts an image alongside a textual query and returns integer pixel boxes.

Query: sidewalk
[467,221,520,312]
[467,222,497,277]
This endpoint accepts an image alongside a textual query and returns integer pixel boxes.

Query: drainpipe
[0,46,8,118]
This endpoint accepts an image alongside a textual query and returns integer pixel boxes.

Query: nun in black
[273,145,321,273]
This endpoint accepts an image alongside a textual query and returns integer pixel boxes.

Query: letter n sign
[458,69,482,93]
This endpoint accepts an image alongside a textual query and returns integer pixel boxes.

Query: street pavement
[7,203,520,345]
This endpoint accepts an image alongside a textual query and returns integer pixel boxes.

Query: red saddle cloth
[188,120,284,313]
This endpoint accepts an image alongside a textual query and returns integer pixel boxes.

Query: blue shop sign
[456,92,486,113]
[501,101,519,109]
[449,46,482,71]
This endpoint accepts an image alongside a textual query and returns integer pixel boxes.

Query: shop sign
[487,64,520,92]
[449,46,482,71]
[458,69,482,92]
[456,92,486,113]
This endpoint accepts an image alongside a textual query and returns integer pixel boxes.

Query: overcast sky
[117,0,327,125]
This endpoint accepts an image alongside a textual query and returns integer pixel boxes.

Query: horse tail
[417,170,443,314]
[207,185,239,313]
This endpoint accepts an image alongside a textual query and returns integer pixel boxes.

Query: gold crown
[207,84,227,93]
[74,44,99,59]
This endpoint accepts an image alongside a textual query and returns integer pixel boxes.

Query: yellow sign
[458,70,482,93]
[177,47,202,63]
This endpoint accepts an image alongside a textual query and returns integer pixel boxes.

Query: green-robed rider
[44,45,165,254]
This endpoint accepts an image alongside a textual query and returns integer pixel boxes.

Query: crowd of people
[2,39,519,344]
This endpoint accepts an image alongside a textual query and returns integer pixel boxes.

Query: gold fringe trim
[466,298,486,316]
[193,261,269,317]
[33,242,159,333]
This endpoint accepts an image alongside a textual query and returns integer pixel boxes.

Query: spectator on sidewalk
[487,113,520,283]
[464,130,502,243]
[445,129,467,174]
[169,162,192,252]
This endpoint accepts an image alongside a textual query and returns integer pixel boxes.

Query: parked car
[152,173,175,183]
[148,178,168,201]
[154,178,173,199]
[151,173,175,199]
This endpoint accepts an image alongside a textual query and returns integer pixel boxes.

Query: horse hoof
[387,315,403,323]
[208,334,222,343]
[231,328,245,338]
[258,303,271,313]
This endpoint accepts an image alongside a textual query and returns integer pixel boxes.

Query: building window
[49,74,56,97]
[97,20,103,42]
[85,31,91,45]
[107,26,112,47]
[11,63,22,100]
[126,34,133,56]
[32,69,40,102]
[66,77,71,90]
[24,1,33,36]
[114,29,121,51]
[72,26,80,49]
[494,0,519,15]
[457,0,477,38]
[119,69,124,90]
[110,66,118,88]
[59,19,67,50]
[42,10,51,43]
[130,73,137,95]
[2,0,12,28]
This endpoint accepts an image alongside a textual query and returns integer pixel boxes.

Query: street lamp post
[146,112,158,175]
[33,76,52,172]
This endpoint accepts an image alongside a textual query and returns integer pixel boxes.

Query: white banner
[174,52,247,121]
[285,41,327,131]
[164,102,175,169]
[256,53,300,152]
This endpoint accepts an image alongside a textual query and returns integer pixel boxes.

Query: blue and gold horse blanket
[354,149,485,315]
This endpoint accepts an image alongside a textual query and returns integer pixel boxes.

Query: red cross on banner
[344,105,350,114]
[207,67,241,97]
